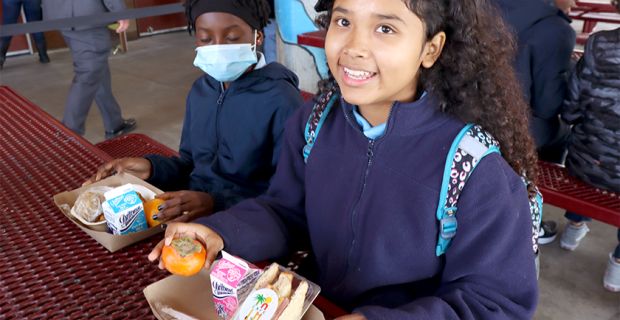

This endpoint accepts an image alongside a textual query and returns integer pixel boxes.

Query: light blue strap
[303,93,339,163]
[436,124,501,256]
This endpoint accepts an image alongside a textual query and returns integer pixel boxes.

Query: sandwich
[249,263,308,320]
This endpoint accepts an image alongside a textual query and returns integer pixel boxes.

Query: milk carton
[211,251,262,319]
[101,184,148,235]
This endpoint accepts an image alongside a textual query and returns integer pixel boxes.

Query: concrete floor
[1,31,619,319]
[0,31,203,148]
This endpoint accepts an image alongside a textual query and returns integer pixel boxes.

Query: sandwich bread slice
[277,281,308,320]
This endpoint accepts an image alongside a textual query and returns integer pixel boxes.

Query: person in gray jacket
[42,0,136,139]
[558,0,620,292]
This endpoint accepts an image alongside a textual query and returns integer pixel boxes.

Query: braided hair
[613,0,619,13]
[184,0,271,34]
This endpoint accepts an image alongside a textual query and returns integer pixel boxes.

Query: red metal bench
[537,161,620,228]
[95,91,316,159]
[95,133,179,159]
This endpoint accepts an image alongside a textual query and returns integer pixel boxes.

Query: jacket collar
[340,92,449,139]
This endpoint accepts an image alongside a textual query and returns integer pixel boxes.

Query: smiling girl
[149,0,539,318]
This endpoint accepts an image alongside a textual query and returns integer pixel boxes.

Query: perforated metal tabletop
[0,86,347,320]
[0,86,170,319]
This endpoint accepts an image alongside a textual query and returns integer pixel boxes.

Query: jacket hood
[491,0,571,34]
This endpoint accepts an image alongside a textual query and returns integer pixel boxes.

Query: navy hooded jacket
[492,0,576,148]
[196,93,539,319]
[144,62,304,212]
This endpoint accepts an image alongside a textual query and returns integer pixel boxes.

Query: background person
[0,0,50,69]
[83,0,304,223]
[558,0,620,292]
[42,0,135,140]
[492,0,577,245]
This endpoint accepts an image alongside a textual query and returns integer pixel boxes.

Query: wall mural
[275,0,329,93]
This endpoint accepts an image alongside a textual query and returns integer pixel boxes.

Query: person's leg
[0,0,22,68]
[21,0,49,63]
[565,211,592,226]
[615,229,620,261]
[603,229,620,292]
[60,29,111,136]
[560,211,592,251]
[89,27,124,133]
[263,18,277,64]
[1,0,21,42]
[21,0,44,42]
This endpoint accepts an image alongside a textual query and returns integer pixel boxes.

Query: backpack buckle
[303,145,312,163]
[439,217,458,240]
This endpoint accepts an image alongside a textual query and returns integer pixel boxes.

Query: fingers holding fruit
[161,237,207,276]
[148,222,224,272]
[154,191,214,222]
[144,198,169,227]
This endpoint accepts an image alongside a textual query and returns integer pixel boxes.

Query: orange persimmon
[161,237,206,276]
[144,198,167,227]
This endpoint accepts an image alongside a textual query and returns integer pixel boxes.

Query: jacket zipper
[332,101,396,292]
[214,83,226,153]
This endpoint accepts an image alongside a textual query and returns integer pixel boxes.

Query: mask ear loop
[252,30,258,58]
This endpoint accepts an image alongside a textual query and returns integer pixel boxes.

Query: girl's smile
[341,65,377,86]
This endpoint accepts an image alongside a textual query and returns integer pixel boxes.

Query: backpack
[302,89,543,256]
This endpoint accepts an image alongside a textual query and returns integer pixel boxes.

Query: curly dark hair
[316,0,539,197]
[613,0,620,13]
[183,0,271,35]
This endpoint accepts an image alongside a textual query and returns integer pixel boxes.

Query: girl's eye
[227,37,240,41]
[200,38,212,43]
[376,25,394,34]
[336,18,350,27]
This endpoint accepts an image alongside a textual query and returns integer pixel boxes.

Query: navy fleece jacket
[144,63,304,212]
[492,0,576,148]
[196,93,539,319]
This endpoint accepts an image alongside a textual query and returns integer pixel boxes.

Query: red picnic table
[0,86,346,319]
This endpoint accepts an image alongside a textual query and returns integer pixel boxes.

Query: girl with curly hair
[149,0,539,318]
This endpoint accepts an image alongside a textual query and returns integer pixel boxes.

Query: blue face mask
[193,31,258,82]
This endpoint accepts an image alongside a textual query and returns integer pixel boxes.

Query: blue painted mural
[274,0,329,80]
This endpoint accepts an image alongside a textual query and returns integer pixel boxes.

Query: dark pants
[565,211,620,259]
[1,0,45,42]
[61,27,122,135]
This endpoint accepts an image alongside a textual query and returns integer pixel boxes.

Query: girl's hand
[154,191,214,222]
[336,314,367,320]
[147,222,224,271]
[82,157,152,186]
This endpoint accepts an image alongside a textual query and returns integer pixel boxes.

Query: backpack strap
[436,124,501,256]
[303,88,340,163]
[525,177,543,254]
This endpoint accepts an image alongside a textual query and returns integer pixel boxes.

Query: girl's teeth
[344,67,374,80]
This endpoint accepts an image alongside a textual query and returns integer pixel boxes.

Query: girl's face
[194,12,264,47]
[325,0,444,108]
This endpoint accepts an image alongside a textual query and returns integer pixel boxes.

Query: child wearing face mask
[83,0,304,223]
[148,0,539,318]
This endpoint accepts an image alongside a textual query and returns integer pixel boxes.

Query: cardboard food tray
[143,266,325,320]
[53,172,165,253]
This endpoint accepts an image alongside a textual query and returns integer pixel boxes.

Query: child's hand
[147,222,224,271]
[153,191,214,222]
[335,314,367,320]
[82,157,152,186]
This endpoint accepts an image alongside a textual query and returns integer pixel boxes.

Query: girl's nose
[343,32,370,59]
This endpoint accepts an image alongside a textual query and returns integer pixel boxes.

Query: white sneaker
[560,222,589,251]
[603,253,620,292]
